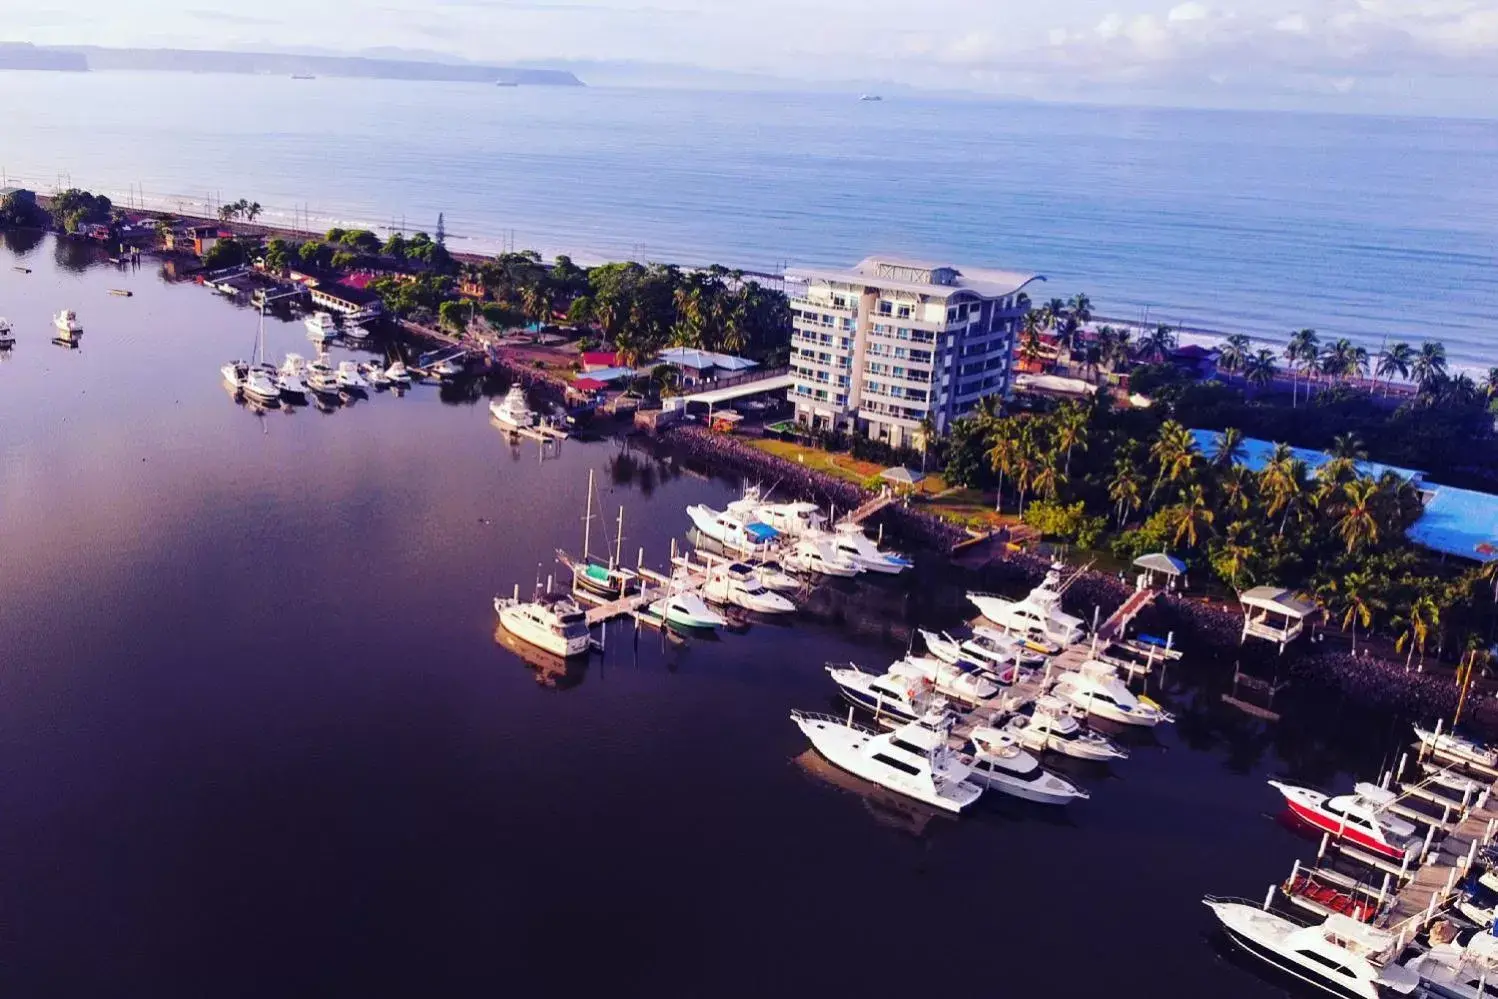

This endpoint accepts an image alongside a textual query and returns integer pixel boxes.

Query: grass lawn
[911,488,1015,530]
[746,438,888,487]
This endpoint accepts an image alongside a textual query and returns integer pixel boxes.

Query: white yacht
[342,322,372,341]
[493,594,591,658]
[752,499,828,538]
[0,318,13,346]
[962,626,1048,670]
[826,523,913,574]
[784,538,861,577]
[336,360,368,390]
[1003,696,1129,761]
[1415,726,1498,769]
[305,356,340,395]
[1203,900,1419,999]
[746,559,801,593]
[968,563,1086,647]
[241,365,281,402]
[826,663,949,724]
[359,360,390,387]
[702,564,796,614]
[221,359,249,391]
[304,311,338,341]
[920,629,1028,687]
[385,360,412,386]
[648,590,727,630]
[889,654,1001,707]
[686,504,780,556]
[490,385,536,430]
[276,354,310,396]
[790,710,983,814]
[965,727,1090,805]
[1404,930,1498,998]
[1051,661,1174,727]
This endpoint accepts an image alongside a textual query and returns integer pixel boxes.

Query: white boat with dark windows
[493,592,591,658]
[889,654,1002,708]
[305,355,341,396]
[686,504,780,557]
[342,321,372,341]
[919,628,1028,686]
[1050,660,1174,727]
[385,360,412,386]
[53,309,82,341]
[648,590,727,631]
[965,727,1090,805]
[827,663,948,725]
[304,311,338,341]
[490,384,537,431]
[1003,696,1129,761]
[751,499,829,538]
[790,710,983,814]
[1203,899,1419,999]
[1415,725,1498,769]
[702,564,797,614]
[277,353,310,397]
[360,360,390,387]
[335,360,369,390]
[968,563,1086,647]
[0,318,13,346]
[826,523,913,574]
[221,359,249,391]
[961,625,1048,671]
[784,538,861,577]
[746,559,802,593]
[1405,927,1498,998]
[1266,780,1419,863]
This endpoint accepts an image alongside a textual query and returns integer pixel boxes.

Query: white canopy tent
[1239,586,1318,652]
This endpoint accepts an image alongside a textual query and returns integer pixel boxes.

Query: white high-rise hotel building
[786,256,1044,448]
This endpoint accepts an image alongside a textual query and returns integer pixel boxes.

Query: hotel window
[896,304,912,319]
[841,318,855,331]
[877,300,893,316]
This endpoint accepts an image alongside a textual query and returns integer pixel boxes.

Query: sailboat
[562,469,639,598]
[225,305,280,403]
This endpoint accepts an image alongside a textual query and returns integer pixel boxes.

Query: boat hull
[1280,796,1408,861]
[1219,926,1375,999]
[793,716,979,814]
[498,607,590,658]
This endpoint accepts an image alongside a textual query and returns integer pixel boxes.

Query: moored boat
[648,590,727,630]
[702,564,796,614]
[490,384,536,430]
[1266,780,1419,862]
[1415,725,1498,769]
[784,538,861,577]
[967,562,1085,646]
[493,593,591,658]
[686,504,779,557]
[304,311,338,341]
[53,309,83,341]
[965,727,1089,805]
[790,710,983,814]
[1050,660,1174,727]
[826,663,947,724]
[1003,695,1129,761]
[0,317,13,347]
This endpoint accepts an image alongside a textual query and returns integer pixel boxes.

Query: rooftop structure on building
[785,255,1044,448]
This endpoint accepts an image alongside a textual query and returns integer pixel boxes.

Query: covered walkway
[681,372,794,407]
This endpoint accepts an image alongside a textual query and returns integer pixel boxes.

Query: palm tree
[1336,477,1382,554]
[985,426,1019,513]
[1218,334,1251,376]
[1054,403,1089,477]
[1285,328,1319,407]
[1019,326,1045,371]
[1216,520,1257,589]
[245,201,263,223]
[1169,483,1215,548]
[1148,420,1198,506]
[1376,342,1414,396]
[1218,464,1255,515]
[1142,324,1176,362]
[1068,293,1093,327]
[1261,454,1309,535]
[1031,458,1066,503]
[1244,349,1277,391]
[1400,593,1440,670]
[1485,367,1498,402]
[1107,327,1134,371]
[1108,459,1145,529]
[1322,338,1356,384]
[1328,432,1367,461]
[914,416,936,479]
[1042,297,1068,333]
[1210,427,1247,469]
[1322,570,1384,654]
[1411,340,1448,395]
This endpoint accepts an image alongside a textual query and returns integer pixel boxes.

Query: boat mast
[581,468,596,560]
[612,506,625,571]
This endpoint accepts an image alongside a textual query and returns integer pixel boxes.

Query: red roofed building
[581,351,621,371]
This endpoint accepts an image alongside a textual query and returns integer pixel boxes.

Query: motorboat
[965,727,1089,804]
[1003,696,1129,761]
[1405,932,1498,999]
[360,360,390,387]
[432,357,465,379]
[967,563,1086,647]
[490,385,536,430]
[919,629,966,664]
[1050,660,1174,727]
[784,538,861,577]
[702,564,796,614]
[648,590,727,630]
[826,523,912,574]
[752,499,829,538]
[342,322,372,341]
[385,360,411,386]
[962,625,1048,670]
[826,663,949,725]
[1202,899,1419,999]
[305,356,340,395]
[335,360,368,390]
[686,504,780,557]
[790,710,983,814]
[0,318,13,347]
[918,629,1028,687]
[53,310,82,340]
[277,354,310,397]
[746,559,802,593]
[1267,780,1420,862]
[221,359,248,390]
[493,594,591,658]
[304,311,338,341]
[1415,726,1498,769]
[889,654,1001,707]
[241,365,281,402]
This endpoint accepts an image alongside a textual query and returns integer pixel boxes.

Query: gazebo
[1239,586,1318,653]
[880,466,926,494]
[1133,552,1187,590]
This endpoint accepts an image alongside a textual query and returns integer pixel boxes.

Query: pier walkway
[1100,587,1158,640]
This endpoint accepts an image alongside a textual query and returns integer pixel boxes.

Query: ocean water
[0,235,1435,997]
[0,72,1494,363]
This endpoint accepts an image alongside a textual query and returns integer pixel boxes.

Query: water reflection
[3,227,44,256]
[494,623,591,690]
[52,236,98,273]
[793,748,951,838]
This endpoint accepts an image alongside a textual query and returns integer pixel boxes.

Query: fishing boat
[784,538,861,577]
[360,360,390,387]
[888,654,1001,707]
[493,593,591,658]
[277,353,310,397]
[221,359,249,391]
[385,360,412,386]
[647,590,727,630]
[962,626,1049,670]
[702,564,796,614]
[305,355,341,395]
[919,629,1028,686]
[1266,780,1419,862]
[304,311,338,341]
[968,563,1086,646]
[53,310,82,341]
[1415,726,1498,769]
[826,523,913,574]
[746,559,801,593]
[751,498,828,538]
[335,360,368,390]
[1050,660,1174,727]
[789,710,983,814]
[0,318,13,347]
[1003,696,1129,761]
[490,384,536,430]
[686,504,780,557]
[1405,931,1498,999]
[1202,899,1419,998]
[342,322,371,341]
[826,663,948,724]
[965,727,1090,805]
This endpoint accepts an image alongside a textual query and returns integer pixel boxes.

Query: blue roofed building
[1406,484,1498,564]
[1188,429,1424,484]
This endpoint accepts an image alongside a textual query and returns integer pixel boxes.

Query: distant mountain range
[0,43,583,86]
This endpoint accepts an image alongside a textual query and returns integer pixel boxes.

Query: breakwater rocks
[658,426,969,552]
[1286,650,1496,731]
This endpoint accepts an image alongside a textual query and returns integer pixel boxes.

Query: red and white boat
[1268,780,1419,862]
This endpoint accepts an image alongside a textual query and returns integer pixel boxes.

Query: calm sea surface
[0,235,1434,996]
[0,72,1494,366]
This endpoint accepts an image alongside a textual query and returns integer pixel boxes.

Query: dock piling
[1378,872,1391,906]
[1421,824,1437,864]
[1318,833,1329,861]
[1262,884,1275,911]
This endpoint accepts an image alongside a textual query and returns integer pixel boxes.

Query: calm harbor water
[0,72,1495,366]
[0,235,1434,996]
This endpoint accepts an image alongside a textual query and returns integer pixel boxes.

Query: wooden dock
[576,564,710,626]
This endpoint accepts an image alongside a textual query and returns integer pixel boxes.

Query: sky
[9,0,1498,114]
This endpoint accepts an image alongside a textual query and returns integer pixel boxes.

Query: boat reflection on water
[493,623,590,690]
[793,748,952,838]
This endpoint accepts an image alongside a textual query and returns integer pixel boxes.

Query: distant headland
[0,42,584,86]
